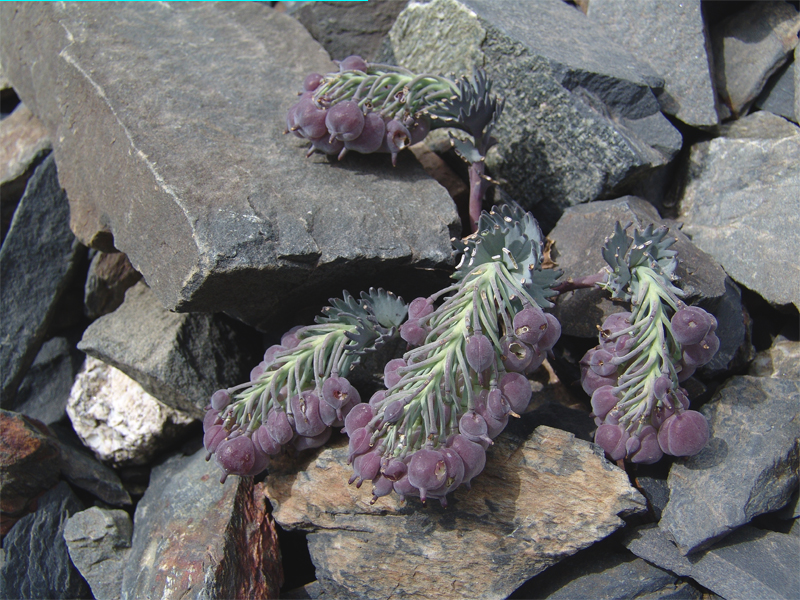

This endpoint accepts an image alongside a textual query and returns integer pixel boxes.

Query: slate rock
[511,543,697,600]
[55,439,132,507]
[796,46,800,124]
[749,335,800,380]
[0,103,51,242]
[293,0,406,62]
[636,476,670,522]
[10,337,80,426]
[588,0,719,127]
[626,524,800,600]
[548,196,729,337]
[0,154,84,406]
[711,1,800,117]
[63,506,133,600]
[0,2,458,330]
[266,425,646,600]
[121,448,282,600]
[660,376,800,555]
[0,409,61,534]
[381,0,682,229]
[78,281,259,418]
[84,251,142,319]
[755,59,797,123]
[0,481,91,600]
[67,356,195,466]
[678,112,800,309]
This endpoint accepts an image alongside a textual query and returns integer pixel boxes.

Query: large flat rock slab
[266,423,646,600]
[0,2,459,329]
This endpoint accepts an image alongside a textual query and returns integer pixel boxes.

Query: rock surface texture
[267,423,646,600]
[121,448,282,600]
[0,2,459,329]
[382,0,682,228]
[678,112,800,309]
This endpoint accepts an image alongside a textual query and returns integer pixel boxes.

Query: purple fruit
[326,100,365,142]
[629,426,663,464]
[347,427,373,461]
[448,434,486,487]
[653,375,672,400]
[215,435,256,478]
[657,410,709,457]
[306,134,344,157]
[399,320,428,347]
[459,411,491,446]
[303,73,323,92]
[371,475,394,502]
[590,385,618,421]
[671,306,714,346]
[384,119,410,166]
[392,475,418,499]
[486,389,511,419]
[343,112,385,155]
[499,372,532,414]
[293,95,328,139]
[203,424,228,454]
[581,367,618,396]
[344,403,374,435]
[513,306,548,345]
[254,425,282,456]
[210,390,231,411]
[322,376,353,409]
[338,55,368,72]
[500,336,533,373]
[407,448,448,502]
[383,400,405,423]
[537,314,561,351]
[594,423,629,461]
[369,390,387,408]
[263,344,286,366]
[293,428,332,452]
[383,358,407,388]
[682,332,720,367]
[382,458,408,482]
[408,297,434,320]
[589,349,617,377]
[465,333,494,373]
[291,391,326,437]
[350,450,382,487]
[203,409,222,432]
[250,362,266,382]
[266,408,294,446]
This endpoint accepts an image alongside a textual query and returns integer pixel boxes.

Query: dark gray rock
[701,278,754,376]
[678,112,800,310]
[84,250,142,319]
[755,59,797,123]
[0,481,91,600]
[78,281,260,418]
[121,448,282,600]
[548,196,730,337]
[11,337,79,425]
[56,440,132,507]
[626,524,800,600]
[636,476,670,522]
[749,335,800,380]
[660,376,800,555]
[587,0,718,127]
[0,2,458,330]
[0,154,84,406]
[381,0,682,229]
[293,0,406,62]
[63,506,132,600]
[796,46,800,124]
[711,1,800,117]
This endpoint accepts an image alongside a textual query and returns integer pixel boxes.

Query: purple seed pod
[215,435,256,479]
[293,428,332,452]
[306,134,345,157]
[338,55,368,72]
[371,475,395,503]
[499,372,532,414]
[254,425,282,456]
[281,326,303,350]
[369,390,387,408]
[682,332,720,367]
[537,313,561,351]
[266,408,294,446]
[513,306,548,345]
[465,333,494,373]
[581,366,619,396]
[203,409,222,432]
[407,448,448,502]
[653,375,672,400]
[203,424,228,454]
[525,344,546,374]
[290,392,327,438]
[482,412,509,439]
[392,475,418,499]
[676,360,696,382]
[594,423,629,461]
[382,458,408,482]
[382,400,405,423]
[350,450,382,487]
[384,358,407,389]
[347,427,373,462]
[326,100,365,142]
[589,349,617,377]
[671,306,714,346]
[318,398,338,427]
[590,385,619,421]
[250,362,266,382]
[439,447,465,494]
[629,425,663,464]
[448,434,486,488]
[293,95,329,140]
[459,411,492,446]
[263,344,287,366]
[322,376,353,410]
[399,319,428,347]
[210,390,231,411]
[657,410,709,457]
[599,311,632,342]
[407,115,430,145]
[244,445,270,477]
[343,111,385,155]
[500,336,534,373]
[344,403,374,435]
[384,119,411,166]
[407,296,434,320]
[486,389,511,420]
[303,72,323,92]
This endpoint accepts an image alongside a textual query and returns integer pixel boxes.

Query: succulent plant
[203,288,407,482]
[347,203,562,506]
[286,56,504,232]
[580,223,716,464]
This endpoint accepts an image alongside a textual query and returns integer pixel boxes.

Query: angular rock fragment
[267,424,646,600]
[381,0,682,228]
[678,112,800,309]
[0,103,51,241]
[660,376,800,555]
[711,1,800,117]
[55,440,132,507]
[0,2,458,329]
[64,507,133,600]
[755,59,797,123]
[588,0,719,127]
[0,154,84,406]
[84,251,142,319]
[67,356,195,466]
[626,524,800,600]
[121,448,282,600]
[0,481,91,600]
[749,336,800,380]
[78,281,260,418]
